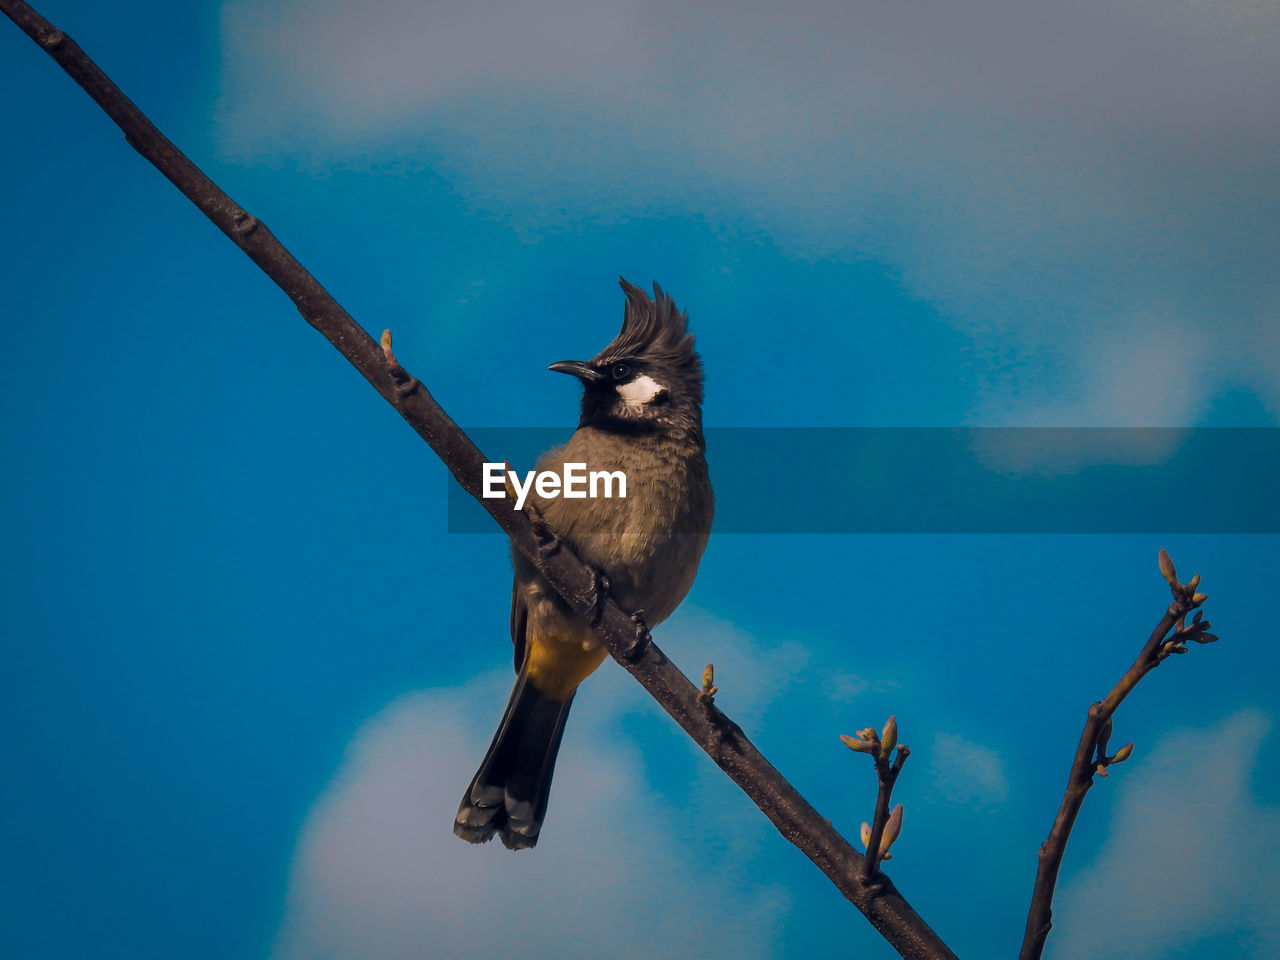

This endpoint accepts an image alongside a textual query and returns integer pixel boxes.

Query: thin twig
[843,718,909,882]
[861,746,909,881]
[2,3,956,957]
[1017,555,1213,960]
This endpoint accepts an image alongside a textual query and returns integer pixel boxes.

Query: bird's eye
[610,362,632,381]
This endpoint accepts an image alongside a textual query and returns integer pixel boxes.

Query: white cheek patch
[616,374,665,407]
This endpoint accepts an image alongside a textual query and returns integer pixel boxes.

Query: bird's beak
[547,360,604,383]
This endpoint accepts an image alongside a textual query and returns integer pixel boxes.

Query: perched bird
[454,278,714,849]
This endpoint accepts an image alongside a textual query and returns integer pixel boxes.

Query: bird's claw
[528,508,562,559]
[586,566,611,626]
[623,609,652,661]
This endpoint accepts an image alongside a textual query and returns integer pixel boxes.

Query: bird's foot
[622,609,652,661]
[585,566,611,626]
[527,505,562,559]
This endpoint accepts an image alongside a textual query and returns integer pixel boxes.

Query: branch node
[377,329,421,398]
[41,27,63,49]
[233,210,259,236]
[859,872,888,900]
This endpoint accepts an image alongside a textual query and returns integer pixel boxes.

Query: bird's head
[549,278,704,436]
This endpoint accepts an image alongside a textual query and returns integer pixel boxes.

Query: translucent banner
[446,428,1279,534]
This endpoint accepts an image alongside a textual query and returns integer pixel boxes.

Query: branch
[842,716,910,881]
[2,3,956,958]
[1018,550,1217,960]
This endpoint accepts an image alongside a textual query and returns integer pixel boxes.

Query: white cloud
[215,0,1280,427]
[928,731,1009,808]
[270,609,794,960]
[821,669,898,704]
[1047,709,1280,960]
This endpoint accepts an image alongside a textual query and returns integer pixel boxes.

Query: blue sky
[2,2,1278,959]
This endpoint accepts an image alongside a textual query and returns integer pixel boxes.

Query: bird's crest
[598,278,698,369]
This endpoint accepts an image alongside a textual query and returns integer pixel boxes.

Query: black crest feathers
[598,278,699,372]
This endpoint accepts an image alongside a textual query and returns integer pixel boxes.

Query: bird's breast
[529,428,712,625]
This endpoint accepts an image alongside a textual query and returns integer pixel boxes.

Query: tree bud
[880,716,898,757]
[880,804,904,856]
[841,734,877,754]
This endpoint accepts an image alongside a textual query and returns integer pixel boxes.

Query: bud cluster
[840,715,903,761]
[1155,550,1219,658]
[841,715,910,864]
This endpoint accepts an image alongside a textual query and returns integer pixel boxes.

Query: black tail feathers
[454,674,574,850]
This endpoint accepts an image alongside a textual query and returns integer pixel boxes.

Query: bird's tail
[453,671,574,850]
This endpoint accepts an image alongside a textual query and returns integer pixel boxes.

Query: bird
[453,278,714,850]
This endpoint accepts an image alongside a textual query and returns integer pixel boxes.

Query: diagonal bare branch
[1,2,956,957]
